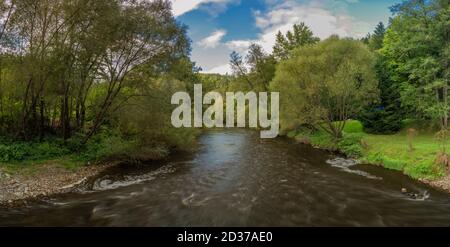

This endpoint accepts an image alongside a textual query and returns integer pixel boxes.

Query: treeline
[202,0,449,163]
[0,0,199,162]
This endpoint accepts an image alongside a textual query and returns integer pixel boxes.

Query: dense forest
[0,0,449,180]
[0,0,199,163]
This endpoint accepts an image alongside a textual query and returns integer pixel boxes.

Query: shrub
[343,120,364,134]
[337,133,364,157]
[0,139,70,162]
[0,143,28,162]
[74,128,136,162]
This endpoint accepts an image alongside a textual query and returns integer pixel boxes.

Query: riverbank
[421,175,450,194]
[0,127,200,207]
[0,145,175,207]
[0,143,180,207]
[289,120,450,194]
[0,161,120,207]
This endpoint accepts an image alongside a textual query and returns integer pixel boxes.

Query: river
[1,129,450,226]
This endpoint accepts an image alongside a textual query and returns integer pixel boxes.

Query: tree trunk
[39,98,45,140]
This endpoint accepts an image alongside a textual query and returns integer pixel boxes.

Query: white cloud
[227,0,369,54]
[198,29,227,48]
[226,40,253,53]
[194,0,370,75]
[170,0,235,17]
[203,63,232,74]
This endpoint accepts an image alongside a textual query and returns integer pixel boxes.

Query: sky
[170,0,402,74]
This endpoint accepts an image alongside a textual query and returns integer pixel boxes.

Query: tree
[359,55,404,134]
[0,0,16,46]
[382,0,449,164]
[82,0,189,144]
[0,0,192,145]
[383,0,449,131]
[246,43,276,91]
[359,22,404,134]
[272,23,320,61]
[369,22,386,51]
[229,43,276,92]
[270,37,378,140]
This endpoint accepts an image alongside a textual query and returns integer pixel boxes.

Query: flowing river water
[1,129,450,226]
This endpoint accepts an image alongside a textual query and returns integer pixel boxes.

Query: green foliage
[114,74,201,156]
[368,22,386,51]
[0,143,28,162]
[0,130,129,163]
[287,130,298,138]
[292,123,364,157]
[229,43,277,92]
[198,74,232,93]
[364,153,406,171]
[294,129,335,150]
[0,0,192,143]
[337,133,364,157]
[273,23,320,60]
[0,138,70,162]
[382,0,450,126]
[0,0,199,169]
[271,36,378,139]
[343,120,364,134]
[359,107,404,134]
[360,22,405,134]
[362,131,448,179]
[72,129,134,162]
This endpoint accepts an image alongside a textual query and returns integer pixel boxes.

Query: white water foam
[327,158,383,180]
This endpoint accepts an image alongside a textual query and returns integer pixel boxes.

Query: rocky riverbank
[420,175,450,194]
[0,162,118,207]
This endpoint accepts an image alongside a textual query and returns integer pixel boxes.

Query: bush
[343,120,364,134]
[0,126,193,164]
[337,133,364,157]
[0,143,28,162]
[74,128,137,162]
[0,139,70,162]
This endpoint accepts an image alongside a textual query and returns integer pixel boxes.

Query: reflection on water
[0,129,450,226]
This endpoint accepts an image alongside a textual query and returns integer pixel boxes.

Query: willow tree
[271,36,378,139]
[82,0,190,144]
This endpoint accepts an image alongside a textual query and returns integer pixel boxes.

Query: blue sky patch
[171,0,401,74]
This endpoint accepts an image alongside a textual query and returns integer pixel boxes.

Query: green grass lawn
[362,133,448,179]
[292,120,448,180]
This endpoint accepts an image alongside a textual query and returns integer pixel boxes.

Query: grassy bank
[289,120,448,180]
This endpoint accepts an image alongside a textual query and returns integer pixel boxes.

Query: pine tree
[369,22,386,50]
[272,23,319,61]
